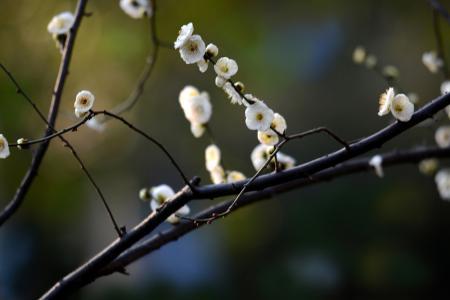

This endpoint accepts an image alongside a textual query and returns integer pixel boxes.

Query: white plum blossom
[150,184,174,205]
[179,35,206,64]
[174,22,194,49]
[166,204,191,224]
[179,85,200,109]
[378,87,395,116]
[183,92,212,124]
[227,171,246,183]
[257,130,279,146]
[352,46,366,64]
[205,144,221,172]
[47,12,75,35]
[245,101,274,131]
[120,0,152,19]
[276,152,296,170]
[391,94,414,122]
[74,90,95,117]
[86,117,106,132]
[210,165,225,184]
[206,43,219,57]
[419,159,438,176]
[441,80,450,95]
[214,57,238,79]
[251,144,271,171]
[178,86,212,135]
[271,113,287,134]
[149,184,190,224]
[435,126,450,148]
[197,59,208,73]
[422,51,443,73]
[0,134,10,159]
[215,76,226,88]
[223,82,243,105]
[435,169,450,200]
[190,123,205,138]
[369,155,384,178]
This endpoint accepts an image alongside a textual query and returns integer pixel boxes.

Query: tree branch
[98,145,450,277]
[39,91,450,299]
[0,0,89,227]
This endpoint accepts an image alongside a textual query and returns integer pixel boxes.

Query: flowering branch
[7,109,192,189]
[100,0,164,122]
[0,64,125,237]
[0,0,89,227]
[98,144,450,277]
[39,90,450,299]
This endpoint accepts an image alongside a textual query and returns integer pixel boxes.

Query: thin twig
[0,0,89,227]
[39,91,450,300]
[8,110,192,190]
[432,8,449,79]
[98,145,450,277]
[0,64,124,237]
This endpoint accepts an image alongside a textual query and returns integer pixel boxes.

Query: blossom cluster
[174,23,291,147]
[378,87,414,122]
[205,144,246,184]
[139,184,190,224]
[178,86,212,138]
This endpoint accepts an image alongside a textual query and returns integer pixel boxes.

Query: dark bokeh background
[1,0,450,299]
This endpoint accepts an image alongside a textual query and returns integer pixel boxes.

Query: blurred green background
[1,0,450,299]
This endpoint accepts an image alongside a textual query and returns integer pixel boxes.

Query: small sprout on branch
[205,43,219,58]
[74,90,95,118]
[139,188,151,201]
[422,51,443,74]
[435,126,450,148]
[16,138,29,150]
[419,159,439,176]
[369,155,384,178]
[120,0,152,19]
[0,134,10,159]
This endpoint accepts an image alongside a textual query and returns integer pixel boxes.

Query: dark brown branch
[99,0,161,123]
[0,0,89,227]
[432,7,449,79]
[39,91,450,299]
[428,0,450,24]
[0,64,124,237]
[98,145,450,276]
